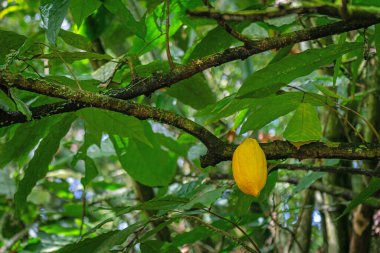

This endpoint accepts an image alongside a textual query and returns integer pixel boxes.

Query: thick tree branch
[0,73,225,153]
[201,141,380,167]
[188,3,380,22]
[106,18,380,100]
[270,163,380,177]
[2,74,380,168]
[0,18,378,130]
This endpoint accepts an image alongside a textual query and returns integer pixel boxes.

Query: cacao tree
[0,0,380,252]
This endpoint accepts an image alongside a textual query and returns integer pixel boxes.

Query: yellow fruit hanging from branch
[232,138,267,197]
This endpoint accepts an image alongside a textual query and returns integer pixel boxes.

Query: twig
[202,0,251,44]
[165,0,175,69]
[270,214,304,252]
[202,208,260,252]
[79,190,86,236]
[183,215,259,253]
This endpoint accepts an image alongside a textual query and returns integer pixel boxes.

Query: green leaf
[198,92,326,126]
[0,89,16,112]
[0,117,61,167]
[352,0,380,6]
[58,29,92,51]
[186,25,240,62]
[69,0,101,27]
[259,171,278,202]
[236,43,362,98]
[339,178,380,219]
[40,0,71,45]
[173,226,209,246]
[294,172,325,194]
[167,74,216,109]
[333,33,347,87]
[81,156,98,186]
[111,123,177,186]
[140,240,180,253]
[78,108,151,146]
[283,103,322,142]
[241,94,300,133]
[181,185,226,209]
[0,30,26,66]
[103,0,146,39]
[268,44,293,64]
[55,224,140,253]
[9,88,32,121]
[14,114,75,212]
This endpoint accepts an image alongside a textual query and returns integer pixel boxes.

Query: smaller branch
[187,3,380,22]
[165,0,175,69]
[202,0,251,44]
[270,163,380,177]
[201,141,380,167]
[278,176,380,207]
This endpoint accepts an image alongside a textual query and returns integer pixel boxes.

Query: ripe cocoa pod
[232,138,267,197]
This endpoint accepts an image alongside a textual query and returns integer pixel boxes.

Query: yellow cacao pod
[232,138,267,197]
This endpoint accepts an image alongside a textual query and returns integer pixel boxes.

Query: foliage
[0,0,380,252]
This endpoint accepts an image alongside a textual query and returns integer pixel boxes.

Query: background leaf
[237,43,362,98]
[283,103,322,142]
[40,0,71,45]
[14,114,75,211]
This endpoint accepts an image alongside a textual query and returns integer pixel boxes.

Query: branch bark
[1,74,380,167]
[188,3,380,22]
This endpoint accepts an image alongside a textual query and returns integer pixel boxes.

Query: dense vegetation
[0,0,380,252]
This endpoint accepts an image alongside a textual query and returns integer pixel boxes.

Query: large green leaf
[283,103,322,142]
[0,89,16,112]
[0,117,63,168]
[58,29,92,51]
[186,25,240,62]
[103,0,146,39]
[197,92,326,126]
[55,224,140,253]
[81,156,98,187]
[9,88,32,120]
[111,122,177,186]
[236,43,362,98]
[240,94,300,133]
[40,0,71,45]
[167,74,216,109]
[69,0,101,27]
[77,108,151,146]
[293,172,325,194]
[14,114,76,211]
[0,30,26,65]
